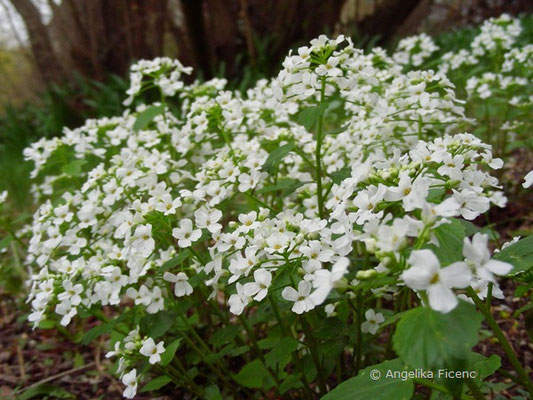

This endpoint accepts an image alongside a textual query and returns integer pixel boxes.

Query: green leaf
[264,337,298,369]
[0,235,13,250]
[141,375,172,392]
[296,103,327,131]
[233,359,269,388]
[331,167,351,184]
[140,310,177,338]
[81,322,114,345]
[160,338,182,366]
[160,250,191,272]
[280,374,303,394]
[18,384,75,400]
[321,358,413,400]
[209,324,239,347]
[133,105,166,131]
[61,159,87,177]
[256,178,304,194]
[204,385,223,400]
[393,302,483,370]
[469,353,500,383]
[427,219,465,265]
[494,235,533,274]
[262,143,295,173]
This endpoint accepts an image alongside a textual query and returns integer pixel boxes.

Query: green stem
[301,314,327,395]
[315,77,326,220]
[464,378,485,400]
[467,288,533,396]
[413,378,473,400]
[269,296,314,399]
[237,315,284,393]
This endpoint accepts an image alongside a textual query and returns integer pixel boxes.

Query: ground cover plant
[2,13,532,400]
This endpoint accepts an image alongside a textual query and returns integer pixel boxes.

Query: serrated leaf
[262,143,295,173]
[256,178,304,194]
[393,302,483,370]
[18,384,74,400]
[469,353,500,382]
[331,167,351,184]
[264,337,298,369]
[133,105,165,131]
[296,103,327,131]
[321,358,413,400]
[81,322,114,345]
[209,324,239,347]
[160,250,191,272]
[141,375,172,392]
[427,219,465,265]
[140,310,177,338]
[61,159,87,177]
[204,385,223,400]
[160,338,182,366]
[233,359,269,388]
[494,235,533,274]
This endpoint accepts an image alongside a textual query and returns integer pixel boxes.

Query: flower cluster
[20,25,522,398]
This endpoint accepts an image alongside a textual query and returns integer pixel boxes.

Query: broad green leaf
[141,375,172,392]
[297,103,327,131]
[393,302,483,370]
[262,143,295,173]
[233,359,269,388]
[494,235,533,274]
[280,374,303,394]
[321,358,413,400]
[0,235,13,250]
[209,324,239,347]
[256,178,304,194]
[18,384,74,400]
[160,338,182,366]
[204,385,223,400]
[469,353,500,383]
[61,159,87,177]
[81,322,113,345]
[427,219,465,265]
[160,250,191,272]
[140,310,177,338]
[264,337,298,369]
[133,105,165,131]
[331,167,351,184]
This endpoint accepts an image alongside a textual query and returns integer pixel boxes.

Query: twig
[16,343,26,382]
[13,362,97,395]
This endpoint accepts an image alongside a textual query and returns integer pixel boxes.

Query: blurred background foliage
[0,0,532,206]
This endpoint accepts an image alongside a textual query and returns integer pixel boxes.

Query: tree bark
[9,0,65,84]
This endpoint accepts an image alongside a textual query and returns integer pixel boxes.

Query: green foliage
[494,235,533,274]
[393,302,483,370]
[321,359,414,400]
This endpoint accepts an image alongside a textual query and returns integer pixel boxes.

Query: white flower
[462,233,512,282]
[401,249,471,313]
[194,207,223,233]
[163,271,193,297]
[130,224,155,257]
[242,269,272,301]
[139,337,165,364]
[361,309,385,335]
[228,283,251,315]
[57,280,83,306]
[300,241,334,273]
[282,280,315,314]
[122,369,138,398]
[172,219,202,248]
[309,257,349,306]
[523,170,533,188]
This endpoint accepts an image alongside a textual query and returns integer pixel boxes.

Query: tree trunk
[10,0,65,84]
